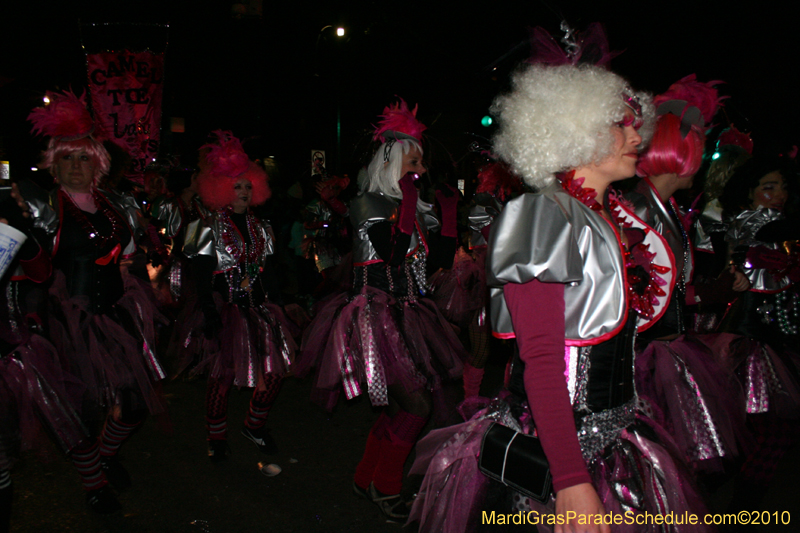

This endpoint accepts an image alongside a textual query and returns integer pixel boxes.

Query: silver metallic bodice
[148,195,183,239]
[626,179,693,282]
[183,210,274,273]
[488,187,673,343]
[349,192,440,265]
[24,184,141,256]
[726,207,794,293]
[467,193,501,249]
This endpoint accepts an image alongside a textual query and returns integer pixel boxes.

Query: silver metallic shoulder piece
[349,192,399,227]
[350,192,398,265]
[192,195,212,220]
[625,179,692,282]
[18,180,59,246]
[727,207,793,292]
[100,189,145,243]
[149,195,183,239]
[468,193,502,248]
[488,189,627,343]
[182,218,215,260]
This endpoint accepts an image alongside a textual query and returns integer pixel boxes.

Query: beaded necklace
[217,209,265,305]
[60,189,126,249]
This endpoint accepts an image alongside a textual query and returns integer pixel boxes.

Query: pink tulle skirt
[172,294,296,388]
[297,286,465,411]
[429,247,487,326]
[409,400,709,533]
[635,335,750,470]
[0,335,87,465]
[695,333,800,419]
[47,272,168,416]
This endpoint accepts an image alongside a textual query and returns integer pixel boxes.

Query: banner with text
[87,51,164,185]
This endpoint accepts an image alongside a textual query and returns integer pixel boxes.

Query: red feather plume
[28,90,96,140]
[372,99,427,143]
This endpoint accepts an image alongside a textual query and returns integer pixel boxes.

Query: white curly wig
[491,63,654,189]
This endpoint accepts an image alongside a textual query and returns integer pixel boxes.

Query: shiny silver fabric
[726,207,793,292]
[148,195,183,238]
[693,199,727,253]
[104,190,145,245]
[23,184,141,255]
[183,211,275,272]
[467,194,501,249]
[626,179,693,281]
[349,192,439,265]
[487,187,626,343]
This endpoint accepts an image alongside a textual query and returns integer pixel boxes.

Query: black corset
[509,315,637,413]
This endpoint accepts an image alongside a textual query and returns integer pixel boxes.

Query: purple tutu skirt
[172,294,296,388]
[297,286,465,411]
[0,336,87,466]
[695,333,800,419]
[429,247,487,326]
[409,398,709,533]
[635,335,749,469]
[47,272,168,416]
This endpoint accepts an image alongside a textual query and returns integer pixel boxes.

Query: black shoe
[367,483,410,521]
[86,486,122,515]
[241,426,278,455]
[208,439,231,463]
[352,482,370,500]
[100,455,132,490]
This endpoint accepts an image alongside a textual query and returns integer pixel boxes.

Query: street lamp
[314,25,347,172]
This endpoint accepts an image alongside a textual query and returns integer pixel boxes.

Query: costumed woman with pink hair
[24,90,166,511]
[625,75,749,473]
[172,131,295,462]
[409,25,710,533]
[296,100,464,521]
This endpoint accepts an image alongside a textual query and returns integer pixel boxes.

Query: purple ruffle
[172,295,296,388]
[47,271,168,416]
[297,286,465,410]
[635,335,750,470]
[0,336,87,461]
[429,247,487,326]
[410,406,709,533]
[696,333,800,419]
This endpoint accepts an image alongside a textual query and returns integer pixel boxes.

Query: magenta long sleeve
[504,280,592,493]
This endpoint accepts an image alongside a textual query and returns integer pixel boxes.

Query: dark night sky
[1,0,796,182]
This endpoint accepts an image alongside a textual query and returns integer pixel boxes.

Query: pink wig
[42,136,111,184]
[636,113,705,178]
[196,130,270,210]
[637,75,723,179]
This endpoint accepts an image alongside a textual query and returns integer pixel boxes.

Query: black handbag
[478,422,553,503]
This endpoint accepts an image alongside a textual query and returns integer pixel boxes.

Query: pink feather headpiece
[476,162,523,202]
[197,130,271,210]
[372,99,427,143]
[654,74,724,131]
[716,126,754,155]
[28,90,100,141]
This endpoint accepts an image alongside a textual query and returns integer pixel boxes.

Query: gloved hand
[435,184,460,238]
[396,172,420,235]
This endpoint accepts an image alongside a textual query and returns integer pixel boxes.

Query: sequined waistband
[576,399,637,462]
